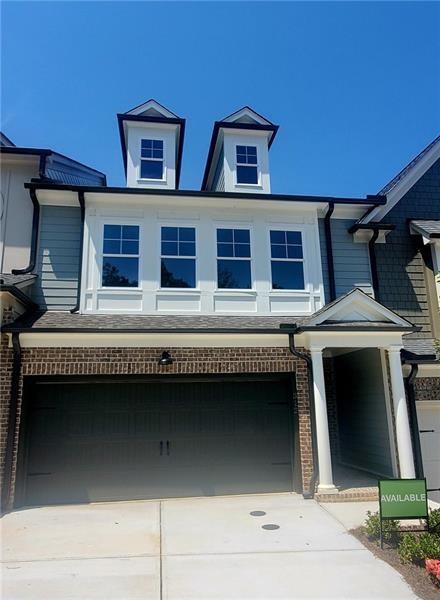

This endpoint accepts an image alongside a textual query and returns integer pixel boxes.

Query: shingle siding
[32,206,81,310]
[376,158,440,338]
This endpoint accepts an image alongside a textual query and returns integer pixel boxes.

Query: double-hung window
[236,145,258,184]
[140,139,164,180]
[270,230,304,290]
[217,228,252,289]
[102,224,139,287]
[161,227,196,288]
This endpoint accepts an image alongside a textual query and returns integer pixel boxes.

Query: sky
[1,1,439,196]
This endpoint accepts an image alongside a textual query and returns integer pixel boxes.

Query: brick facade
[414,377,440,401]
[0,339,314,509]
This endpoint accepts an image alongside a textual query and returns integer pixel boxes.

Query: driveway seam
[159,501,163,600]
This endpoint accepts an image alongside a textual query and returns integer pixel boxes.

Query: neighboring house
[0,100,436,511]
[356,136,440,501]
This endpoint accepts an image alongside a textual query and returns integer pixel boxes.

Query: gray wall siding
[334,349,394,478]
[319,218,373,302]
[376,158,440,338]
[32,206,81,310]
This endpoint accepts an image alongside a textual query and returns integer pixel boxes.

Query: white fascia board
[36,189,79,206]
[303,330,405,350]
[126,99,178,119]
[222,107,272,125]
[365,139,440,223]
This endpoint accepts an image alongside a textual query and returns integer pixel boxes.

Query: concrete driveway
[1,493,416,599]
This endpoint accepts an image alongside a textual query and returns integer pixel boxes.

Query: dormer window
[140,139,164,180]
[236,145,258,184]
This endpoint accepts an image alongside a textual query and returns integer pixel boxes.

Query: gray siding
[33,206,81,310]
[376,158,440,337]
[334,349,394,478]
[212,146,225,192]
[319,218,373,302]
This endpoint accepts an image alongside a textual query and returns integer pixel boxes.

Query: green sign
[379,479,428,519]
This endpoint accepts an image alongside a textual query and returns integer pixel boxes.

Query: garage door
[18,378,295,506]
[417,401,440,503]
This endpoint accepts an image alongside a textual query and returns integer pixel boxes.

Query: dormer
[117,99,185,189]
[201,106,278,194]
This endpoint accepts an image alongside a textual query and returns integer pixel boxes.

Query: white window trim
[138,138,166,182]
[158,223,199,291]
[215,225,254,292]
[99,220,142,291]
[234,145,261,187]
[267,226,308,292]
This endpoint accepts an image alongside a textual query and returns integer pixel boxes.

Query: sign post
[378,479,429,548]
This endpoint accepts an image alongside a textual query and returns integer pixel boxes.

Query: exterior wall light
[158,351,173,366]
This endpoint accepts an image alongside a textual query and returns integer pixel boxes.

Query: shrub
[428,508,440,533]
[399,532,440,564]
[363,511,400,544]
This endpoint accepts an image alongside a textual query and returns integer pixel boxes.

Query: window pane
[271,244,287,259]
[286,231,302,244]
[161,241,178,256]
[237,165,258,184]
[179,227,195,242]
[152,148,163,159]
[217,243,233,257]
[104,224,121,239]
[141,148,153,158]
[234,229,250,243]
[122,225,139,240]
[217,259,251,289]
[141,139,153,148]
[161,258,195,288]
[270,230,285,244]
[271,261,304,290]
[287,245,303,259]
[217,229,233,243]
[179,242,196,256]
[153,140,163,149]
[247,146,257,156]
[162,227,178,241]
[103,239,120,254]
[102,257,138,287]
[140,160,163,179]
[236,145,246,155]
[121,240,139,255]
[235,243,251,258]
[246,154,257,165]
[236,154,247,164]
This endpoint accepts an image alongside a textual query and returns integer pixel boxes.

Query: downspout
[288,331,318,499]
[1,332,22,512]
[11,188,40,275]
[70,191,85,314]
[324,202,336,302]
[368,228,380,301]
[404,363,424,478]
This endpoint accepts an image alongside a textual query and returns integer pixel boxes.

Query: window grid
[216,228,251,259]
[236,145,257,165]
[102,224,140,288]
[140,139,164,180]
[270,230,305,291]
[160,226,197,289]
[216,228,252,290]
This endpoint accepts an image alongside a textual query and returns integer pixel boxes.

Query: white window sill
[157,288,200,293]
[98,287,142,292]
[137,178,168,185]
[234,183,263,189]
[214,289,257,295]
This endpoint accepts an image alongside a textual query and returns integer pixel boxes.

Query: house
[354,136,440,501]
[0,100,435,510]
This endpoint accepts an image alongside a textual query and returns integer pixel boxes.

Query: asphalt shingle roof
[402,338,438,361]
[0,273,37,287]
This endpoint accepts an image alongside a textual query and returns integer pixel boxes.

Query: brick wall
[415,377,440,401]
[0,343,314,509]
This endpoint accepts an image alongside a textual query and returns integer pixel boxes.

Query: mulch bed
[352,528,439,600]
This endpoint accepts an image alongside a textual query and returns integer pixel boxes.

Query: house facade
[0,100,437,510]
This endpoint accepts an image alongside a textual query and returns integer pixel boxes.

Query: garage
[417,401,440,503]
[16,376,296,507]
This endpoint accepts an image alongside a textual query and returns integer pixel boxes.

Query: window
[102,224,139,287]
[217,228,252,289]
[161,226,196,288]
[270,230,304,290]
[236,145,258,185]
[140,139,164,180]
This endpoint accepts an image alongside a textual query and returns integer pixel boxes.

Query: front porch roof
[410,220,440,240]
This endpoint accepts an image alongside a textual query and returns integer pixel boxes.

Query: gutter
[2,325,298,335]
[11,188,40,275]
[404,363,424,479]
[70,192,85,314]
[1,332,21,512]
[287,331,318,499]
[323,202,336,302]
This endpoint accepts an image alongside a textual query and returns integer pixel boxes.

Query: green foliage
[363,511,400,544]
[398,532,440,564]
[429,508,440,532]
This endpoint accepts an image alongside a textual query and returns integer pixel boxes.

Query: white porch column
[310,347,338,493]
[387,346,416,478]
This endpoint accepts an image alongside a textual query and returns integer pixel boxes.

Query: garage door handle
[159,441,163,456]
[166,440,170,456]
[420,429,435,433]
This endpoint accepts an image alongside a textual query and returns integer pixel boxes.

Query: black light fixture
[158,350,173,366]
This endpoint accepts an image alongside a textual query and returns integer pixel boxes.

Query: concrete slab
[1,501,160,562]
[320,501,379,530]
[162,493,360,555]
[2,556,159,600]
[162,550,416,599]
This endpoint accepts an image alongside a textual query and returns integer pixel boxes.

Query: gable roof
[362,134,440,223]
[0,131,15,147]
[124,98,179,119]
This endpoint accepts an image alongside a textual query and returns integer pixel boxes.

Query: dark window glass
[217,260,252,289]
[121,240,139,255]
[161,227,196,256]
[270,230,285,244]
[162,227,178,241]
[271,244,287,259]
[104,224,122,239]
[235,244,251,258]
[103,239,120,254]
[141,139,163,159]
[271,262,304,290]
[217,228,233,243]
[217,243,234,257]
[103,224,139,255]
[236,145,257,164]
[236,165,258,184]
[102,257,139,287]
[140,160,163,180]
[216,229,251,257]
[161,258,195,288]
[287,245,303,259]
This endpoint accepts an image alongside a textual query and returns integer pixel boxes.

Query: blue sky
[2,1,439,196]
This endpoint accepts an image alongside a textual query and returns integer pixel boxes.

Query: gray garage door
[19,378,295,506]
